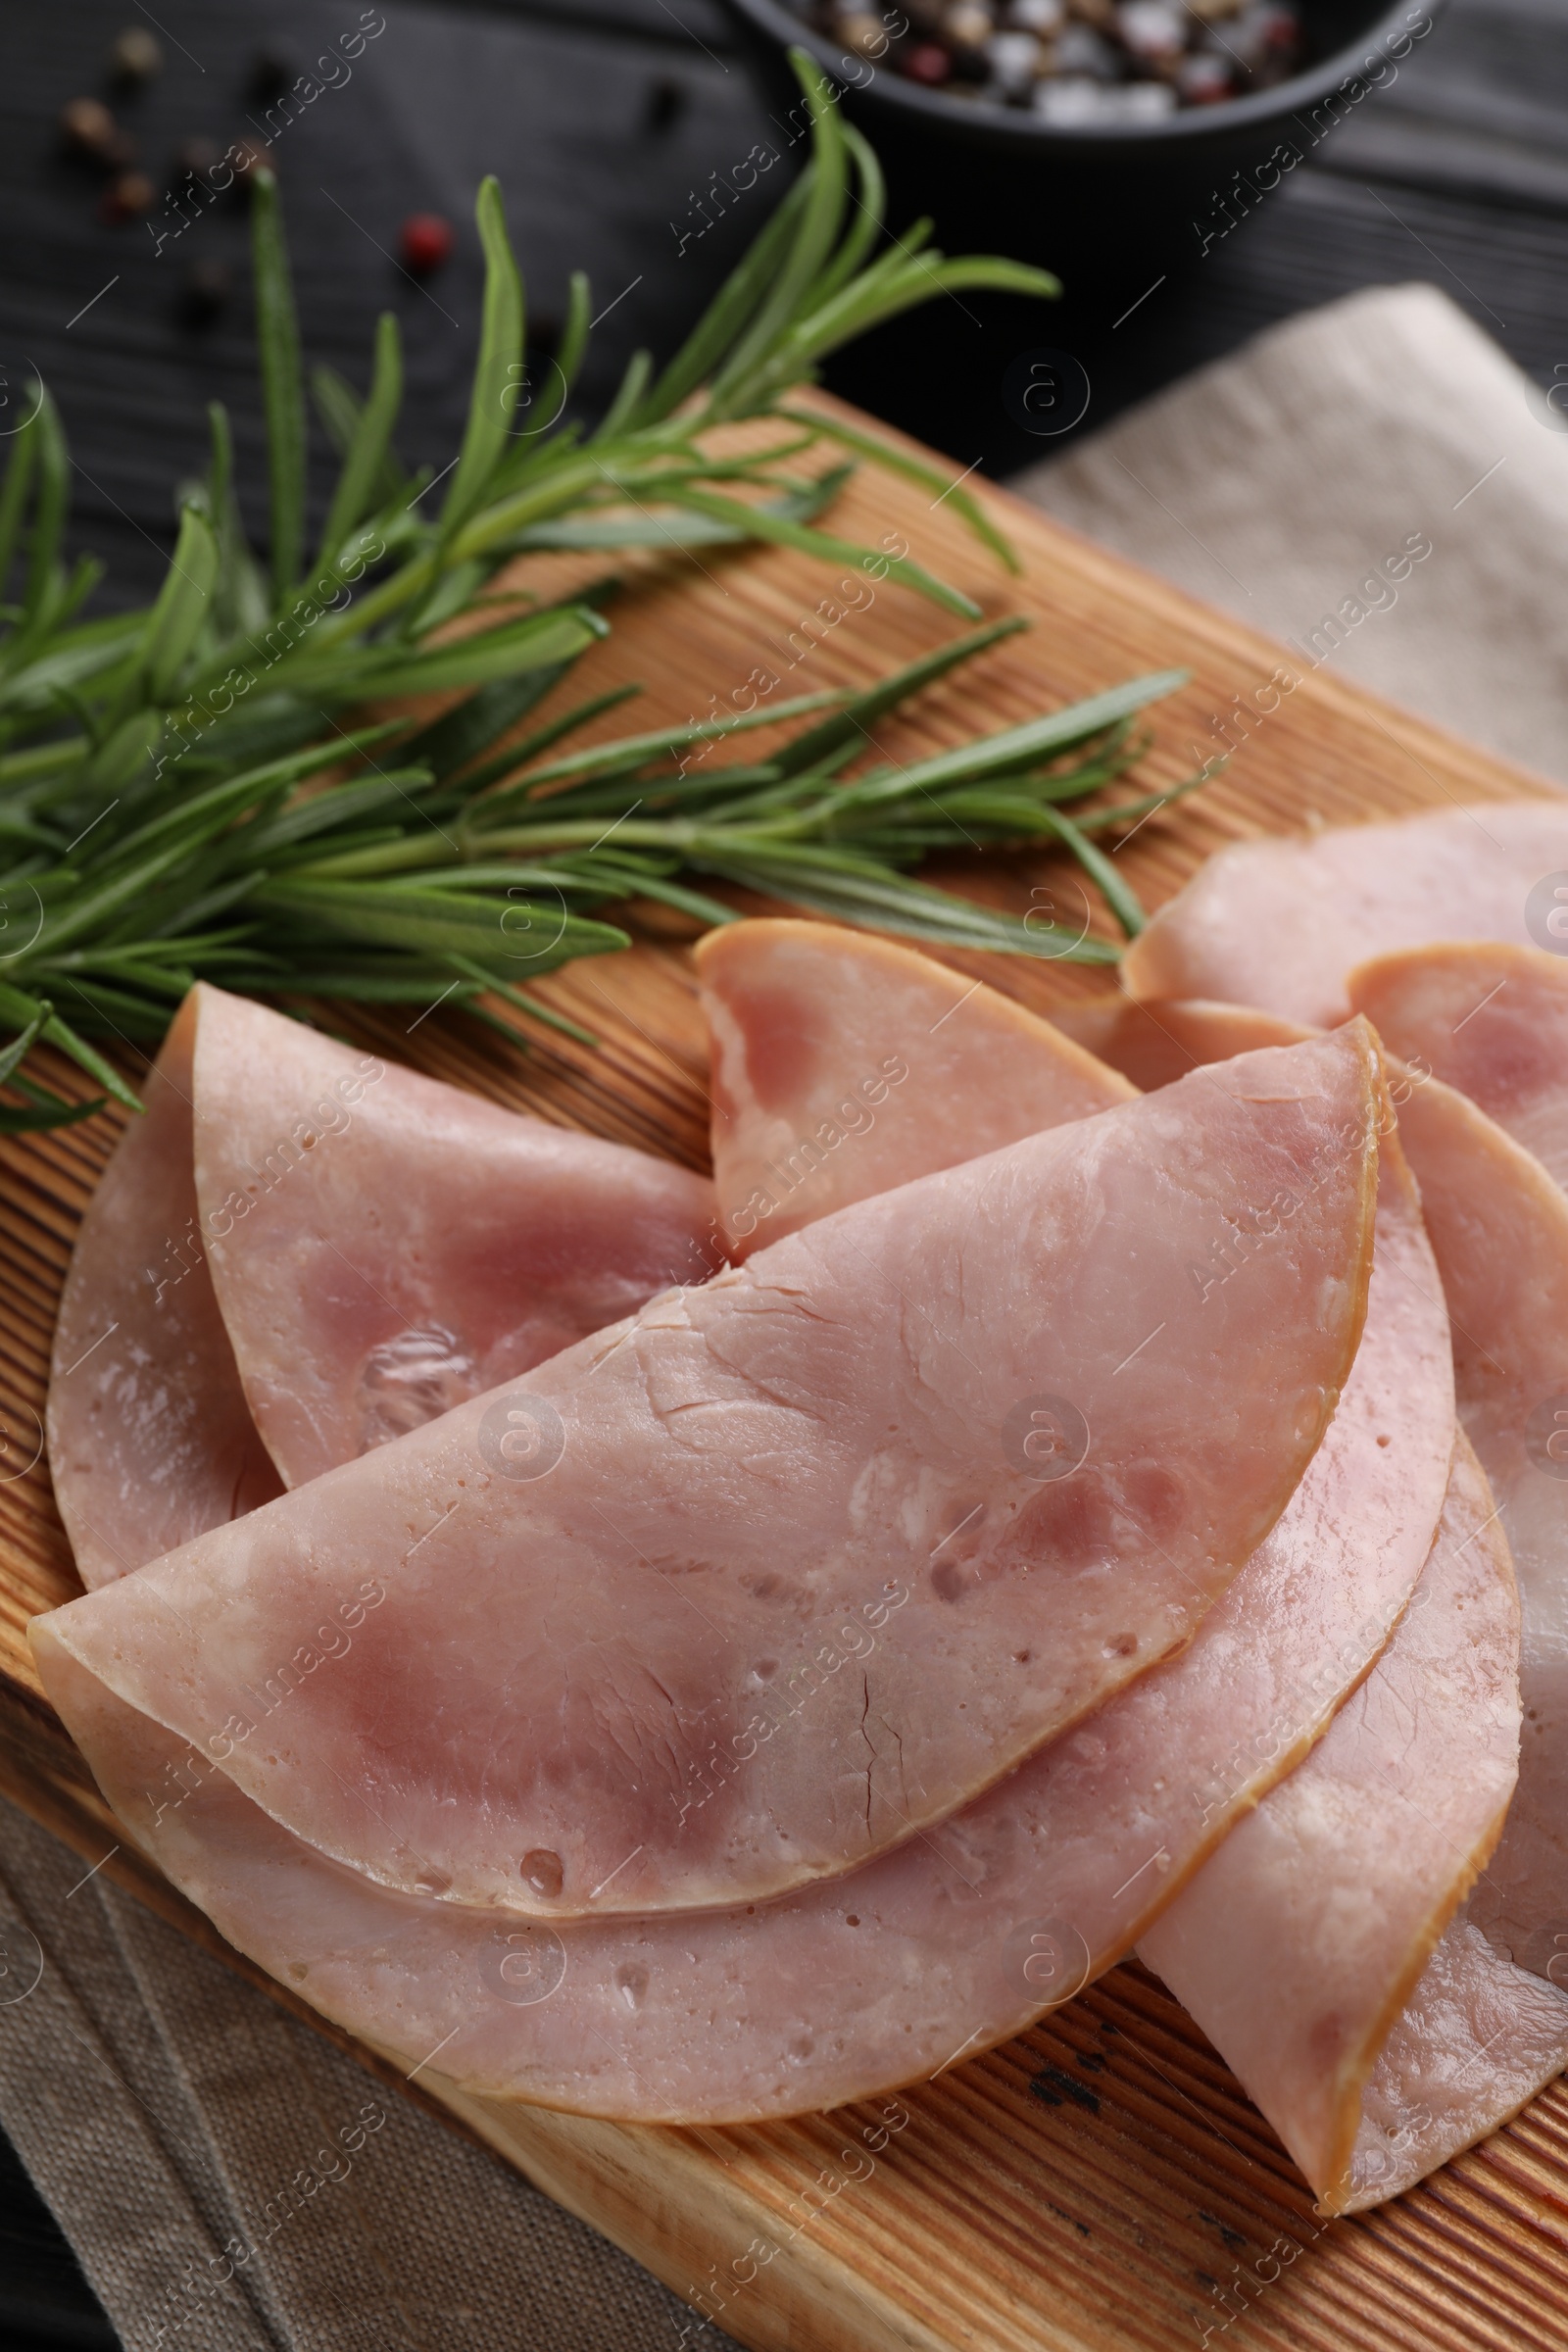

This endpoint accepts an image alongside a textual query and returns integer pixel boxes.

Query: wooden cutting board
[2,396,1565,2352]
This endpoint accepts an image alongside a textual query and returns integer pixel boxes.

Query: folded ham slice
[33,1027,1382,1922]
[1348,943,1568,1193]
[1098,996,1568,2191]
[1345,1917,1568,2210]
[36,1114,1449,2121]
[1140,1432,1521,2211]
[190,986,720,1488]
[46,985,720,1580]
[696,919,1133,1254]
[1051,997,1305,1098]
[46,995,282,1589]
[1120,802,1568,1028]
[1386,1071,1568,1985]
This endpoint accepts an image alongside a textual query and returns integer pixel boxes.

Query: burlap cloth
[1,280,1562,2352]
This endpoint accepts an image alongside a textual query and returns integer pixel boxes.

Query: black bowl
[716,0,1446,268]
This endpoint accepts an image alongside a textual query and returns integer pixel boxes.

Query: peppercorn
[904,39,954,80]
[60,97,134,169]
[400,215,454,274]
[109,26,163,84]
[99,171,155,224]
[838,11,890,56]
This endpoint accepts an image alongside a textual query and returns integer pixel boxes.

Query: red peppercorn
[903,41,953,84]
[400,214,454,275]
[99,171,154,224]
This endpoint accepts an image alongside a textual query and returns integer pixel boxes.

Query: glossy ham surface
[1349,943,1568,1193]
[33,1028,1381,1924]
[40,1128,1449,2121]
[46,995,282,1589]
[1140,1432,1520,2211]
[192,986,720,1488]
[1121,803,1568,1028]
[697,919,1133,1254]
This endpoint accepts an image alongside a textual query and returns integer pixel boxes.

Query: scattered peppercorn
[400,214,455,274]
[109,26,164,84]
[59,97,135,170]
[99,171,155,224]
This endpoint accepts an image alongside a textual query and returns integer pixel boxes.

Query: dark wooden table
[0,0,1560,2340]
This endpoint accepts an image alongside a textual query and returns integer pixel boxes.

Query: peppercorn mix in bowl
[718,0,1443,265]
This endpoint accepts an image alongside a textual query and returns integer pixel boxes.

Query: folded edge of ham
[46,994,283,1588]
[32,1118,1449,2121]
[33,1026,1382,1922]
[190,985,721,1488]
[695,918,1134,1252]
[1344,1917,1568,2210]
[1140,1431,1521,2209]
[1050,997,1305,1098]
[1389,1065,1568,1986]
[1101,997,1568,2197]
[1120,803,1568,1028]
[1348,941,1568,1195]
[1100,1011,1568,2003]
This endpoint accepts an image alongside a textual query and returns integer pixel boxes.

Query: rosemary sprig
[0,48,1207,1128]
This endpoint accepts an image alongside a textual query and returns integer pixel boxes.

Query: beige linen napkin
[2,279,1560,2352]
[1011,281,1568,785]
[0,1796,731,2350]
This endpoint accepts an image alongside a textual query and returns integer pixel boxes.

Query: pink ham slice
[46,995,282,1589]
[1348,943,1568,1193]
[1345,1918,1568,2210]
[190,985,720,1489]
[1097,999,1568,2195]
[33,1027,1382,1923]
[1121,802,1568,1028]
[1140,1432,1521,2212]
[46,984,720,1584]
[1052,997,1307,1098]
[1386,1071,1568,1986]
[35,1118,1450,2122]
[696,919,1133,1255]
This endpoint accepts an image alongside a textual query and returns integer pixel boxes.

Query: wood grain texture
[2,398,1566,2352]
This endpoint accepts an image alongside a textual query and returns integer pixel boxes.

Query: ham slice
[1140,1432,1521,2211]
[1051,997,1306,1097]
[46,985,720,1581]
[1348,943,1568,1193]
[190,986,720,1488]
[36,1118,1450,2122]
[1384,1071,1568,1986]
[46,996,282,1589]
[696,919,1133,1254]
[1345,1917,1568,2210]
[1093,999,1568,2191]
[33,1027,1382,1923]
[1120,803,1568,1028]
